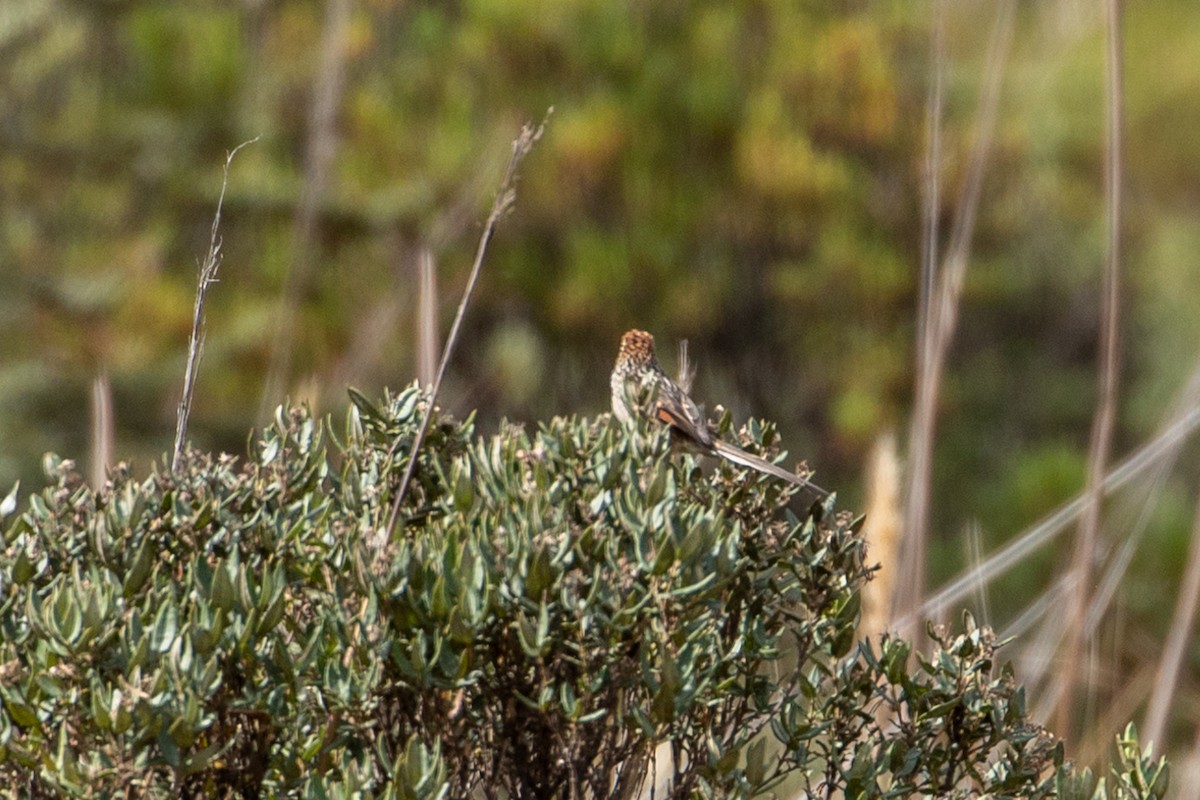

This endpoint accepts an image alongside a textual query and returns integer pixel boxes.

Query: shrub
[0,386,1168,798]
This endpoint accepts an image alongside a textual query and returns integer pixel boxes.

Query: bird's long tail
[711,439,830,498]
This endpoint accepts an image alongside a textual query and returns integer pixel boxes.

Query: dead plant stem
[382,115,550,545]
[172,137,258,472]
[1055,0,1123,740]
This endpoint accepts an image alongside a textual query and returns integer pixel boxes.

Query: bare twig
[1055,0,1123,740]
[173,137,258,472]
[381,113,551,546]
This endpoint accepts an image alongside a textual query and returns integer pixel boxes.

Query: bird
[610,329,829,497]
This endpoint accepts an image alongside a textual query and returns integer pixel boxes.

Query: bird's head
[618,329,658,370]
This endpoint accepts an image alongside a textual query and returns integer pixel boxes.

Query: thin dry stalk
[260,0,350,420]
[899,0,1016,640]
[1077,655,1156,766]
[963,520,991,626]
[1055,0,1123,739]
[1007,435,1172,725]
[417,246,439,387]
[1008,579,1070,694]
[173,138,258,472]
[904,398,1200,629]
[381,114,551,546]
[1143,482,1200,747]
[858,432,901,639]
[899,0,945,643]
[90,371,113,487]
[1001,433,1173,711]
[916,0,944,358]
[1180,724,1200,800]
[1034,532,1138,723]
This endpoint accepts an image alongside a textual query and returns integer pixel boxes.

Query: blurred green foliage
[0,387,1169,796]
[6,0,1200,769]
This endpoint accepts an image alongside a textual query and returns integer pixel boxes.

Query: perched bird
[610,329,828,497]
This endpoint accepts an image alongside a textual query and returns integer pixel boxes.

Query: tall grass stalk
[900,0,1016,641]
[1055,0,1124,741]
[417,246,439,387]
[898,0,945,643]
[259,0,350,420]
[382,115,549,546]
[1078,656,1157,766]
[1143,485,1200,748]
[902,398,1200,629]
[859,433,900,640]
[173,138,258,472]
[1179,726,1200,800]
[963,521,991,627]
[90,371,113,487]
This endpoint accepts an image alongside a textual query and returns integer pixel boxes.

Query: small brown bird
[611,329,828,497]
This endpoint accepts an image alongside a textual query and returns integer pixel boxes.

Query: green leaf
[0,481,18,518]
[150,601,179,653]
[525,546,552,599]
[122,534,155,598]
[746,737,767,786]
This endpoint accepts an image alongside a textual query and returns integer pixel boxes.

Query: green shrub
[0,386,1168,798]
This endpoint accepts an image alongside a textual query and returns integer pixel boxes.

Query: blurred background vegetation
[5,0,1200,781]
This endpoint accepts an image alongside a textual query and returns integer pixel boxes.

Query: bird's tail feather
[711,439,830,497]
[676,339,695,394]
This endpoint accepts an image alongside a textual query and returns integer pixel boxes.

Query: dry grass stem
[1007,439,1173,706]
[1178,725,1200,800]
[898,0,946,642]
[904,399,1200,630]
[1143,481,1200,747]
[963,521,991,627]
[1055,0,1124,739]
[417,246,439,387]
[173,137,258,472]
[90,371,113,487]
[899,0,1016,640]
[260,0,351,420]
[382,112,551,545]
[1034,530,1138,722]
[859,433,900,639]
[1078,656,1156,766]
[916,0,944,359]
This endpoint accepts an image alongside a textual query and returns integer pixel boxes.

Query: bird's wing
[655,380,714,448]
